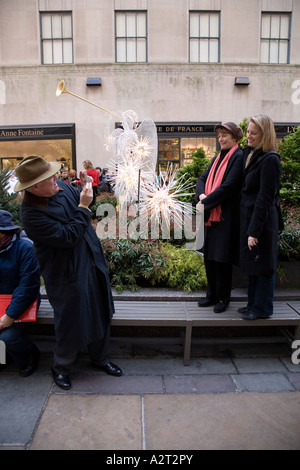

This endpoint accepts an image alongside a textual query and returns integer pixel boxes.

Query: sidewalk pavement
[1,288,300,451]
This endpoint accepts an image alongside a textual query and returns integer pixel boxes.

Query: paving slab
[233,357,288,373]
[0,373,52,446]
[233,373,296,392]
[30,395,142,450]
[144,393,300,450]
[65,374,164,394]
[164,374,236,394]
[108,357,237,375]
[287,373,300,390]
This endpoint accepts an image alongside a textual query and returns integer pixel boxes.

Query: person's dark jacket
[20,180,114,350]
[195,146,244,263]
[239,147,282,276]
[0,234,40,319]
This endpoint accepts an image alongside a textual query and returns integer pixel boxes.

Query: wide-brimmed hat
[0,210,20,231]
[14,155,61,192]
[214,122,243,142]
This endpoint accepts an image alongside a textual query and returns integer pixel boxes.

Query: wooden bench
[36,297,300,365]
[36,298,192,365]
[186,301,300,351]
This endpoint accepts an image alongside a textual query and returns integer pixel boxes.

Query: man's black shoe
[198,298,216,307]
[20,345,40,377]
[92,361,123,377]
[51,366,72,390]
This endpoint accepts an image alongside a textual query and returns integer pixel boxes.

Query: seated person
[0,210,40,376]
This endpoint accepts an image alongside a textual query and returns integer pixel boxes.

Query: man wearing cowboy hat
[15,155,122,390]
[0,210,40,376]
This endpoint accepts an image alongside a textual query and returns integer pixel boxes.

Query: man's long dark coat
[21,180,114,350]
[195,146,244,263]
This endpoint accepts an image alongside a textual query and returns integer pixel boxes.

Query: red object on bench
[0,295,38,322]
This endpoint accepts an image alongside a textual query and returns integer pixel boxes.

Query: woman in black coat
[196,122,244,313]
[238,114,282,320]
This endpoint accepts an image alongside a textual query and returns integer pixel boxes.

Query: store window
[0,124,76,173]
[115,11,147,63]
[156,123,219,171]
[40,11,73,64]
[158,138,180,171]
[181,137,216,162]
[158,137,216,171]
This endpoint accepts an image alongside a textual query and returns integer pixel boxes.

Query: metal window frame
[189,10,220,63]
[40,11,73,65]
[115,10,148,63]
[260,12,291,64]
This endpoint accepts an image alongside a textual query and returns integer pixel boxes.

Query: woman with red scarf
[195,122,243,313]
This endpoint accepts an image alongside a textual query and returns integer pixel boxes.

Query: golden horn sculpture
[56,80,121,119]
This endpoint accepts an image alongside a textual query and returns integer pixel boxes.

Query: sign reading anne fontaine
[0,129,44,138]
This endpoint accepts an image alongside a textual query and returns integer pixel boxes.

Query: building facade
[0,0,299,173]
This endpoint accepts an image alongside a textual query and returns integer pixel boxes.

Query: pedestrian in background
[83,160,99,206]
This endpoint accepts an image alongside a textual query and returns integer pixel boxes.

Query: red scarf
[205,143,238,226]
[0,233,14,251]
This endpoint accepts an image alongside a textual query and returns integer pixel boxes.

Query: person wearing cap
[0,210,40,376]
[14,155,122,390]
[195,122,244,313]
[238,115,282,320]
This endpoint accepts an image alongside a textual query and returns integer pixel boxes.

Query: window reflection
[157,136,217,170]
[181,137,216,161]
[0,139,72,171]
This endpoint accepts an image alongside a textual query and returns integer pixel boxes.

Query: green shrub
[278,204,300,260]
[278,125,300,205]
[175,148,210,204]
[151,242,207,292]
[101,238,167,292]
[0,167,22,226]
[91,193,118,220]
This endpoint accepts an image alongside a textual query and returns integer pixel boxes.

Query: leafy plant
[151,242,207,292]
[238,118,249,149]
[276,128,300,260]
[101,238,167,292]
[0,167,22,226]
[278,204,300,260]
[175,148,210,204]
[278,125,300,205]
[91,192,118,219]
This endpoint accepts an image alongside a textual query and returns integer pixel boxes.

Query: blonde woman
[238,115,282,320]
[83,160,99,206]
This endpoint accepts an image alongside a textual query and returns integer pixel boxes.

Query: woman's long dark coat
[239,147,282,276]
[21,181,114,350]
[195,146,244,263]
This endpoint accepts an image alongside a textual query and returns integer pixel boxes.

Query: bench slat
[187,301,300,324]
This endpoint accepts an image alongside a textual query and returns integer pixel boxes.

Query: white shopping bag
[195,203,205,250]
